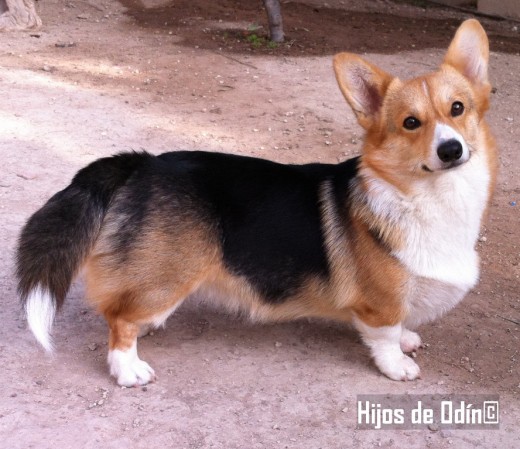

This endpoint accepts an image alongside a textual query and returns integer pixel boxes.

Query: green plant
[246,33,278,49]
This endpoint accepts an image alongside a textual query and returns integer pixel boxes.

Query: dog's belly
[404,275,468,329]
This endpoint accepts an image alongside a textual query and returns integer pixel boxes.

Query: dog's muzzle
[437,139,463,163]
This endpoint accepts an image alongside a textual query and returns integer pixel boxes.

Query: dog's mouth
[421,154,471,173]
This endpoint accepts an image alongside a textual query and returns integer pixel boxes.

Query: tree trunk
[263,0,284,42]
[0,0,41,31]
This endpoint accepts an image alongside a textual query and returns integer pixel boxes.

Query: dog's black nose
[437,139,463,163]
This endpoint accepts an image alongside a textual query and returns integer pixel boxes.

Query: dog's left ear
[443,19,489,88]
[333,53,394,130]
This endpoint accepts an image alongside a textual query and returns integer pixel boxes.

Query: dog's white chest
[394,153,490,290]
[390,152,491,329]
[404,275,467,328]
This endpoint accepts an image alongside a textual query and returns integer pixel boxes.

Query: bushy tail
[16,152,150,351]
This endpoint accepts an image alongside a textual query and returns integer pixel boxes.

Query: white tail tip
[25,287,56,352]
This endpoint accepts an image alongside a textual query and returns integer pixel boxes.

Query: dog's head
[333,19,492,192]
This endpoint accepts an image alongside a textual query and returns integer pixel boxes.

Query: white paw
[108,344,156,387]
[352,319,422,381]
[115,358,156,387]
[400,329,422,353]
[376,352,421,381]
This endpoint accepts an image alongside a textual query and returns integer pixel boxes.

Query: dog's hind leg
[106,314,157,387]
[84,208,219,386]
[100,289,189,387]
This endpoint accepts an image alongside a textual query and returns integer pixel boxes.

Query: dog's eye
[451,101,464,117]
[403,116,421,130]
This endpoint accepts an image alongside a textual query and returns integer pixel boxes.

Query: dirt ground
[0,0,519,447]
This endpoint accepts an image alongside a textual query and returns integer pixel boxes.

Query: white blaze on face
[422,80,429,97]
[429,122,469,170]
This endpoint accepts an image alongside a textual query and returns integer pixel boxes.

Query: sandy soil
[0,0,519,447]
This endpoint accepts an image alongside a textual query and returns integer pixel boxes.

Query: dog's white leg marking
[107,341,156,387]
[353,318,421,381]
[400,328,422,353]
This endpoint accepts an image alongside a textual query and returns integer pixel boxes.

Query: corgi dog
[17,19,497,386]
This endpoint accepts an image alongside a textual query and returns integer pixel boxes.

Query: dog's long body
[17,20,497,385]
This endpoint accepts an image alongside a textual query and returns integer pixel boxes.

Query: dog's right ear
[333,53,394,130]
[443,19,489,89]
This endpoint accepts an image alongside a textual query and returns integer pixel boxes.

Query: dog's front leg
[353,317,421,381]
[399,328,422,354]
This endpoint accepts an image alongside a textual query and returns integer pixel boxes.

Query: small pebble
[88,343,98,351]
[428,424,439,432]
[274,341,282,347]
[440,430,452,438]
[55,41,76,48]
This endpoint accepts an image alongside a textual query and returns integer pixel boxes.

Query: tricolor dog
[17,19,497,385]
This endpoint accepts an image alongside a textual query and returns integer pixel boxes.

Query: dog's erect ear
[443,19,489,88]
[333,53,394,130]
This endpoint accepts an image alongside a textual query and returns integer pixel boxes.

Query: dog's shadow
[142,298,370,371]
[58,286,375,382]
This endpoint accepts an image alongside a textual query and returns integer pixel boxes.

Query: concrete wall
[479,0,520,19]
